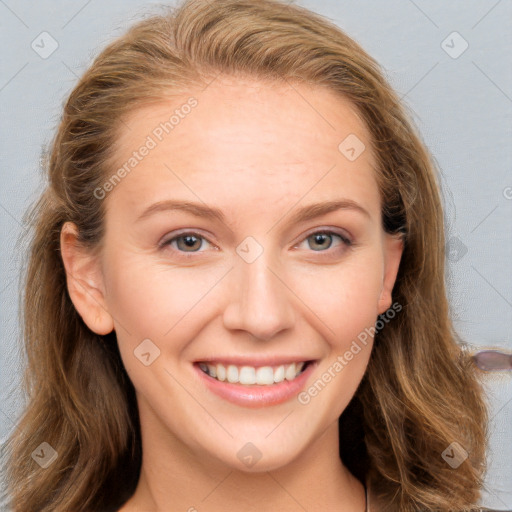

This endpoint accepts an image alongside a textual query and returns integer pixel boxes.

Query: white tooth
[226,365,239,383]
[256,366,275,385]
[206,362,306,385]
[274,365,285,383]
[216,363,226,381]
[239,366,256,385]
[285,363,297,381]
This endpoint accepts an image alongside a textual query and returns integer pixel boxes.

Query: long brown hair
[5,0,488,510]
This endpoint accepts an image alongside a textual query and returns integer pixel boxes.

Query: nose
[222,252,296,341]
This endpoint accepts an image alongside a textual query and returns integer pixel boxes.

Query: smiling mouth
[196,361,313,386]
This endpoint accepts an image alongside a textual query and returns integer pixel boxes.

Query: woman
[4,0,488,510]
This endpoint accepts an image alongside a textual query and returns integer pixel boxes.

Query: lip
[194,356,315,367]
[194,360,318,408]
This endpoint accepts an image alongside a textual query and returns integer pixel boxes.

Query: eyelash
[159,229,353,259]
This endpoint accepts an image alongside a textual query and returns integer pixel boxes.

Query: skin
[60,76,402,511]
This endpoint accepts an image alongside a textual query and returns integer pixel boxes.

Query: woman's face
[71,77,402,472]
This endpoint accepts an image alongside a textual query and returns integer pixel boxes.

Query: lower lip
[194,362,317,408]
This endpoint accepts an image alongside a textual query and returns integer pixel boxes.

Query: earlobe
[60,222,114,335]
[377,234,404,314]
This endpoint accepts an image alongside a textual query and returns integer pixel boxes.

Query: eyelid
[294,226,353,246]
[158,229,217,249]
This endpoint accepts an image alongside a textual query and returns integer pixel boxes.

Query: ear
[377,234,404,314]
[60,221,114,335]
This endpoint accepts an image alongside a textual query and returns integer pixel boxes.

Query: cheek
[291,254,383,347]
[100,252,210,393]
[102,249,223,343]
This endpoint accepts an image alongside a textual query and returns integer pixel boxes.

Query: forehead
[105,77,381,218]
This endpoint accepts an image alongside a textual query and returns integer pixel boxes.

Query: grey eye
[307,233,335,251]
[175,234,204,252]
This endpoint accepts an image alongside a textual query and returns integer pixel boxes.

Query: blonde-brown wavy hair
[4,0,488,510]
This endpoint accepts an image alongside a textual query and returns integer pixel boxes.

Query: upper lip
[195,356,317,367]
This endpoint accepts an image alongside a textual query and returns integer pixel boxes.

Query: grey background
[1,0,511,509]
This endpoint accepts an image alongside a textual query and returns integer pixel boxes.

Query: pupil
[311,233,331,251]
[180,235,200,251]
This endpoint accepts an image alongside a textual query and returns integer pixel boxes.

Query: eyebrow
[136,198,371,224]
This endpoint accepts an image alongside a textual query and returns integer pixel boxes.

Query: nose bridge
[222,244,295,340]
